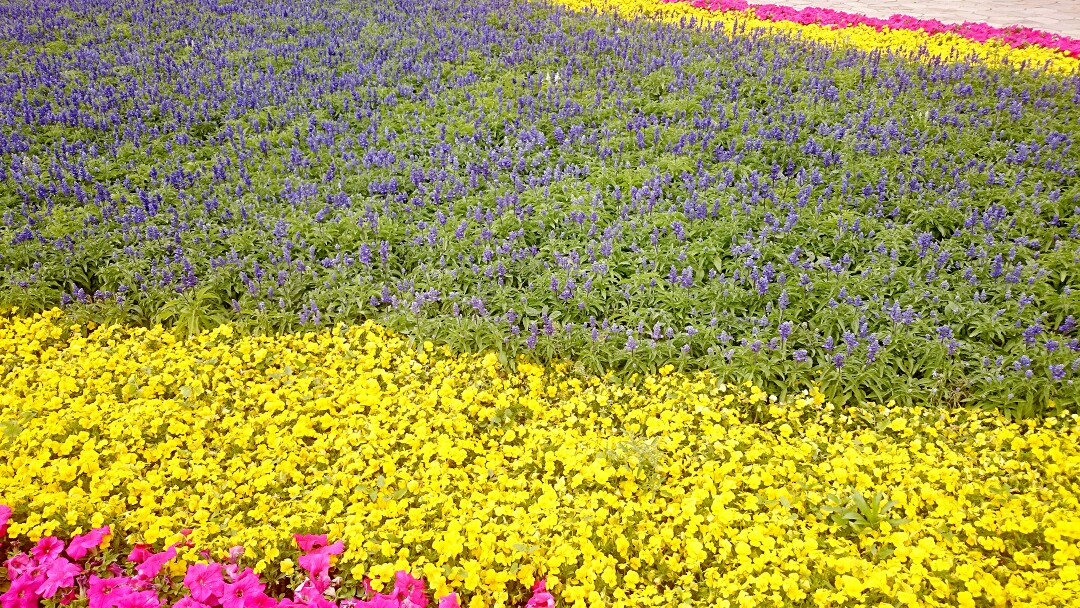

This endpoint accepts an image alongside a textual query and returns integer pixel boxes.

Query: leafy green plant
[820,489,908,538]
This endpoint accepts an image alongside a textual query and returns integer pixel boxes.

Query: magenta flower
[312,541,343,557]
[6,553,33,580]
[292,535,328,553]
[296,597,332,608]
[127,545,154,564]
[525,579,554,608]
[136,546,177,581]
[297,553,331,593]
[393,571,426,607]
[30,537,65,563]
[437,594,460,608]
[1,574,43,608]
[36,558,82,599]
[358,595,399,608]
[0,505,11,537]
[88,576,134,608]
[222,569,265,608]
[67,527,112,560]
[115,589,160,608]
[172,598,210,608]
[245,594,277,608]
[57,588,78,606]
[184,563,225,604]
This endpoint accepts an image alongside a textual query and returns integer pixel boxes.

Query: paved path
[775,0,1080,38]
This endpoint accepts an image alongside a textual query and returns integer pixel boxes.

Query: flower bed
[3,310,1080,606]
[662,0,1080,58]
[1,0,1078,412]
[2,0,1080,605]
[0,516,558,608]
[554,0,1080,72]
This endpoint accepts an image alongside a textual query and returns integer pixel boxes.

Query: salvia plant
[0,0,1078,415]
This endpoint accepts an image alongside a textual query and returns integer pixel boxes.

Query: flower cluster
[0,518,556,608]
[3,310,1080,606]
[558,0,1079,72]
[1,0,1077,411]
[664,0,1080,58]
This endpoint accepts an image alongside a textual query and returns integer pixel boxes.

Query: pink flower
[222,569,265,608]
[115,590,160,608]
[292,581,322,604]
[184,563,225,604]
[30,537,65,563]
[437,594,459,608]
[88,576,134,608]
[245,595,277,608]
[294,596,333,608]
[136,545,177,581]
[392,572,426,607]
[1,574,43,608]
[359,595,398,608]
[127,545,154,564]
[173,598,210,608]
[292,535,328,553]
[36,558,82,599]
[298,555,331,594]
[227,547,245,563]
[67,527,112,560]
[321,541,343,556]
[525,579,554,608]
[6,553,33,580]
[0,505,11,537]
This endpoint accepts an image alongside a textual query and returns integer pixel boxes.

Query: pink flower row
[664,0,1080,58]
[0,507,556,608]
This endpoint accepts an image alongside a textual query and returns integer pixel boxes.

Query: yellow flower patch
[2,309,1080,607]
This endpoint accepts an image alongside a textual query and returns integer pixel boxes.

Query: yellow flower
[0,310,1078,606]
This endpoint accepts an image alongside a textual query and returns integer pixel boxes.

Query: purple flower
[793,349,808,362]
[937,325,953,341]
[779,321,792,341]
